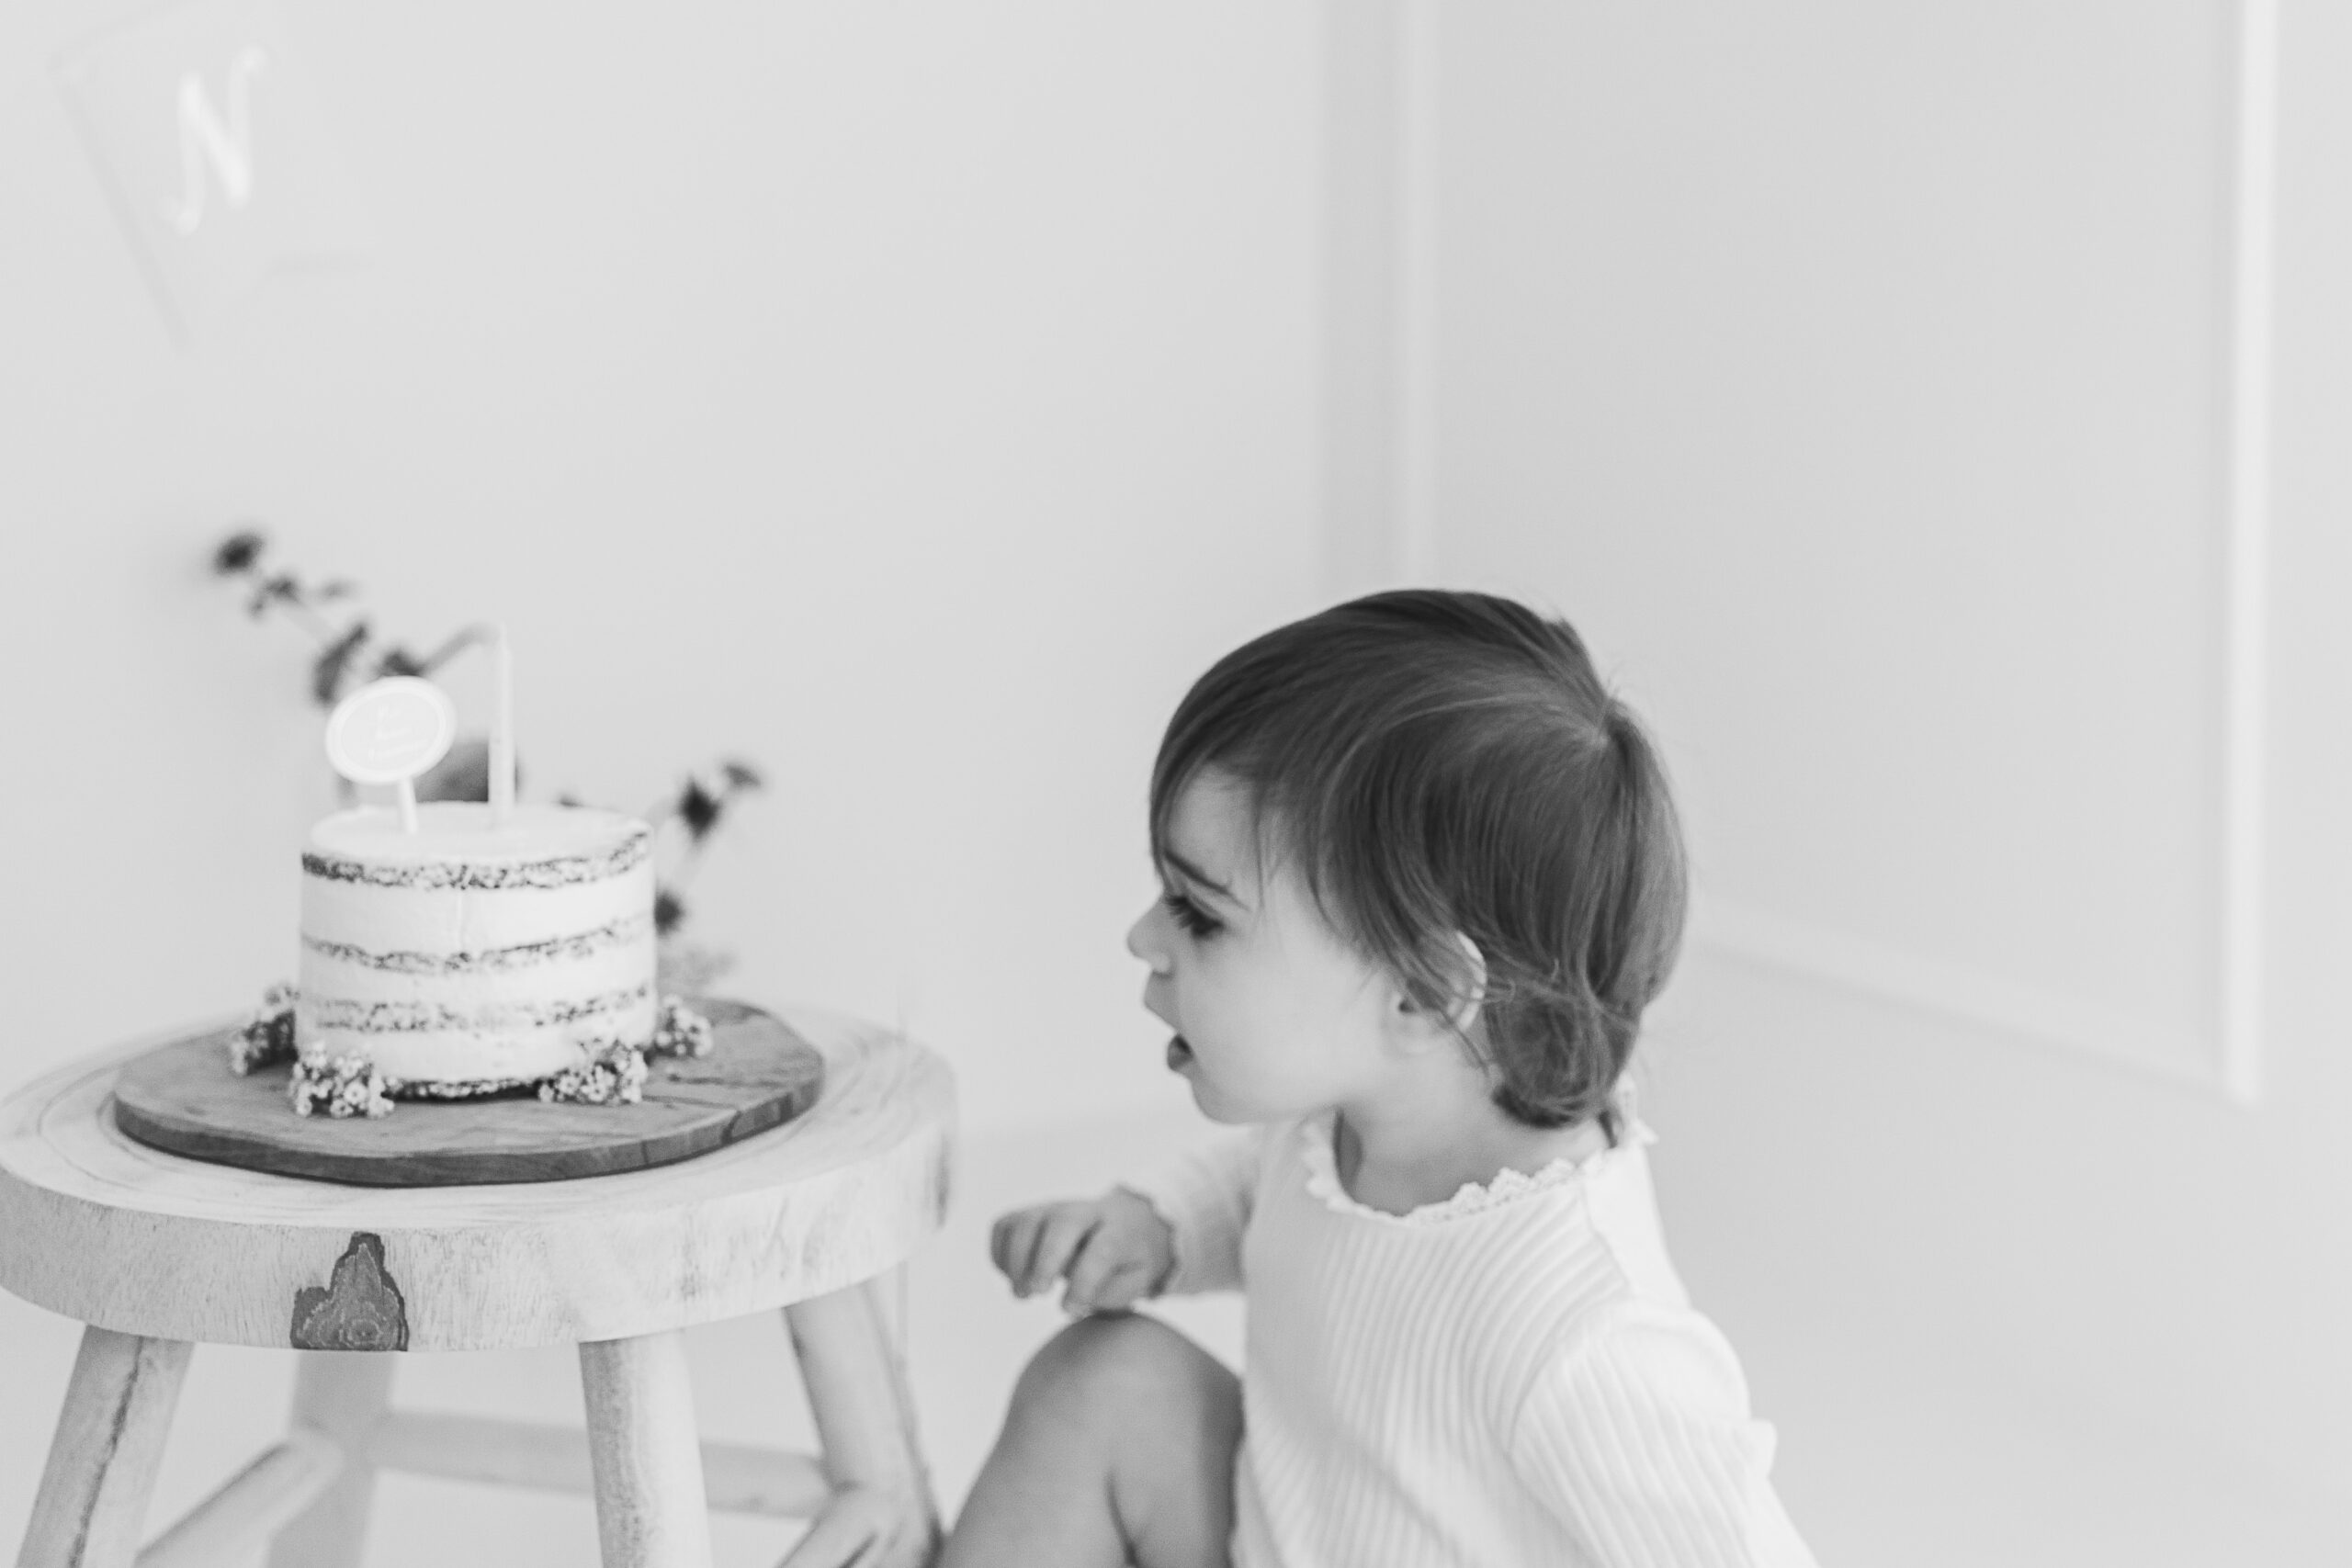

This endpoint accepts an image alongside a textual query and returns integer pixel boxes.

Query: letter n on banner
[56,0,371,344]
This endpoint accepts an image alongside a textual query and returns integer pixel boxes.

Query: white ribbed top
[1126,1113,1818,1568]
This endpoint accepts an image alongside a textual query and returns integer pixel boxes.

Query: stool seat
[0,1005,953,1352]
[0,1004,956,1568]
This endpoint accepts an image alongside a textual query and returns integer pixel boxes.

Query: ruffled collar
[1295,1100,1656,1226]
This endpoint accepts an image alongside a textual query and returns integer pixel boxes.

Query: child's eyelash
[1161,890,1221,937]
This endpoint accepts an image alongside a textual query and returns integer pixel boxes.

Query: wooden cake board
[110,998,825,1187]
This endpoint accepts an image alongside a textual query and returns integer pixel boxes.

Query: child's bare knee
[1012,1312,1222,1424]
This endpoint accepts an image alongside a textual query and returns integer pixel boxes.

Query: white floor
[30,1100,2344,1566]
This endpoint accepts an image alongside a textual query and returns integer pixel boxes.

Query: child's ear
[1391,932,1487,1046]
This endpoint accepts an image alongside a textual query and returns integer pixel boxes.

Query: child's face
[1126,769,1404,1124]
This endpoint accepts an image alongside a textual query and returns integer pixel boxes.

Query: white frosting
[296,803,658,1087]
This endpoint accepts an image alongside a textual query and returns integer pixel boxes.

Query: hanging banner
[56,0,371,344]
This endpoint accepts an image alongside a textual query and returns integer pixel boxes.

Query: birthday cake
[296,801,659,1089]
[226,799,717,1117]
[226,660,718,1116]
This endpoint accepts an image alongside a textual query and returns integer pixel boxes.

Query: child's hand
[989,1187,1175,1315]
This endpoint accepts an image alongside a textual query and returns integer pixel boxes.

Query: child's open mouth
[1165,1034,1193,1070]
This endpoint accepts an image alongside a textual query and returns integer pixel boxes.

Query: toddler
[941,591,1816,1567]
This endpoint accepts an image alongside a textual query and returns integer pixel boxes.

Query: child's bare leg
[942,1312,1240,1568]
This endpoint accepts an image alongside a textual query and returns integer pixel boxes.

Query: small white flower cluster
[229,982,300,1076]
[538,1040,651,1106]
[242,991,715,1116]
[534,998,712,1107]
[649,995,715,1060]
[289,1051,392,1119]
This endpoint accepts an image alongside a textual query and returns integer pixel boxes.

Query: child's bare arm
[989,1189,1175,1314]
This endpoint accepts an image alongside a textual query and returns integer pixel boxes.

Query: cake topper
[324,676,454,831]
[213,528,763,973]
[318,627,517,833]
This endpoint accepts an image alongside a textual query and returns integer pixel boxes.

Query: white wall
[0,0,1321,1555]
[15,2,2343,1561]
[1407,0,2348,1557]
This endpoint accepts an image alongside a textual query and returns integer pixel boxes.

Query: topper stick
[491,624,516,825]
[325,677,454,834]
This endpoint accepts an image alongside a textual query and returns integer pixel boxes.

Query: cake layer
[300,909,653,977]
[297,802,659,1087]
[298,991,661,1086]
[303,801,652,880]
[302,875,653,953]
[303,985,651,1033]
[297,940,652,1011]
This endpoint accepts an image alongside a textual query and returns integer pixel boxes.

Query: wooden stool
[0,1006,956,1568]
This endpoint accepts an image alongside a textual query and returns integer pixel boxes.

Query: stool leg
[579,1331,714,1568]
[780,1275,939,1568]
[266,1353,396,1568]
[17,1327,192,1568]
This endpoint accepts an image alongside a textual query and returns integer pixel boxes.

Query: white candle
[491,625,516,825]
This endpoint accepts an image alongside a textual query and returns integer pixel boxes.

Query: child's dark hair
[1149,589,1686,1137]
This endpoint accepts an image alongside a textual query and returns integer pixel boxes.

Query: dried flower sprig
[212,527,496,708]
[212,526,765,951]
[228,983,299,1076]
[650,761,764,936]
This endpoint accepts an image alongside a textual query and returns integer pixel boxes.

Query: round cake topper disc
[324,677,457,786]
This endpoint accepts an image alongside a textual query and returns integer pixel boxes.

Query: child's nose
[1125,908,1171,973]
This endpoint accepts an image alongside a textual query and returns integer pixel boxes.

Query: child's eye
[1161,890,1222,938]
